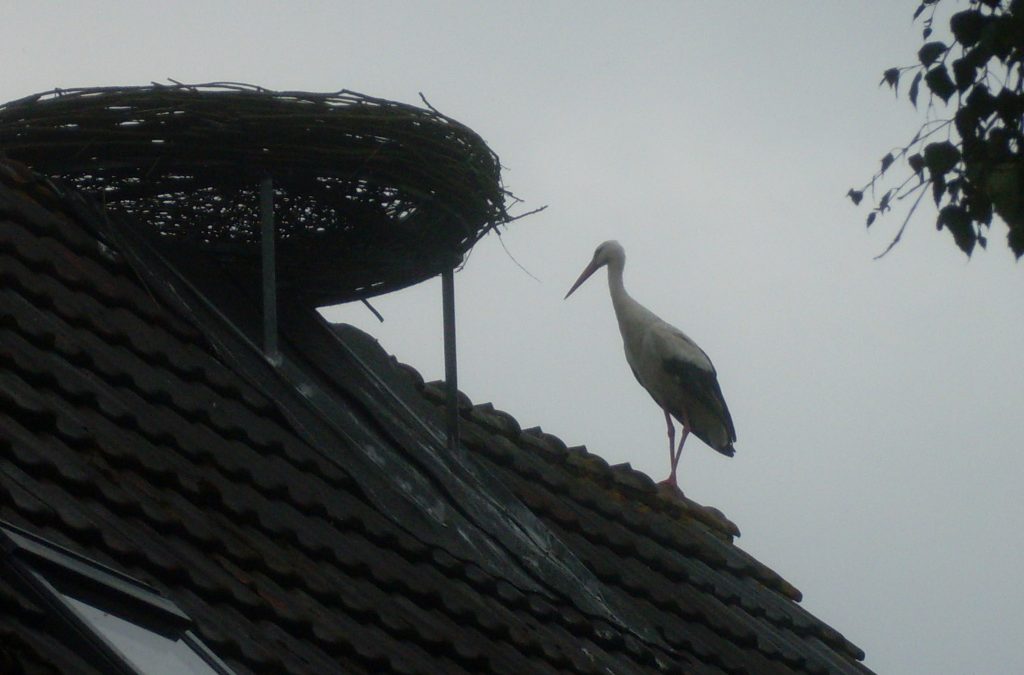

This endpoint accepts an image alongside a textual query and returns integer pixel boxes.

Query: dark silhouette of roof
[0,158,874,674]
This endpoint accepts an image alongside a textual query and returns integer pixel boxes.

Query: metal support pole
[260,177,279,362]
[441,268,459,451]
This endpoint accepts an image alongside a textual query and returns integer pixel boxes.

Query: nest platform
[0,83,512,305]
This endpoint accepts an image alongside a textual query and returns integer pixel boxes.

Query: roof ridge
[405,369,865,641]
[417,376,739,536]
[410,373,869,664]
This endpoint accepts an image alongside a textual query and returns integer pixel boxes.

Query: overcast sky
[5,3,1022,673]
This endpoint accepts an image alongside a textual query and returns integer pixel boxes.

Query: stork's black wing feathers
[662,355,737,444]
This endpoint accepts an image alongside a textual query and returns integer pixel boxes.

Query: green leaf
[948,177,962,201]
[866,211,877,227]
[908,153,925,177]
[986,161,1024,239]
[952,57,976,92]
[950,107,974,140]
[988,13,1018,59]
[847,189,864,206]
[950,9,987,46]
[880,153,895,173]
[965,83,996,119]
[932,172,946,206]
[918,41,947,66]
[879,189,893,211]
[994,89,1023,126]
[987,130,1012,160]
[880,68,900,91]
[965,191,993,227]
[924,65,956,102]
[937,204,976,255]
[923,141,961,176]
[909,71,923,107]
[1009,224,1024,259]
[880,68,897,93]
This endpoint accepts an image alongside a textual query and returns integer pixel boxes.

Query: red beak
[564,260,600,299]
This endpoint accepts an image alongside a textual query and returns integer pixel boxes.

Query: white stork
[564,241,736,488]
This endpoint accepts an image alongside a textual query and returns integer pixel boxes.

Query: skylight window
[0,521,234,675]
[64,595,221,675]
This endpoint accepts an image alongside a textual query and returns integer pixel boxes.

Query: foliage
[850,0,1024,258]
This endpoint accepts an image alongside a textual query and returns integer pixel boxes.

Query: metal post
[441,268,459,450]
[260,177,279,362]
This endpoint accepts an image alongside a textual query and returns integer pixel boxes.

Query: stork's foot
[658,469,682,489]
[657,475,685,496]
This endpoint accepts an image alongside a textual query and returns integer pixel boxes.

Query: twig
[496,230,541,283]
[875,183,928,260]
[506,204,547,222]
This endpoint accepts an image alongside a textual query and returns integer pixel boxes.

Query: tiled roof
[0,158,873,674]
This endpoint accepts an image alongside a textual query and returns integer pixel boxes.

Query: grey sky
[5,3,1022,673]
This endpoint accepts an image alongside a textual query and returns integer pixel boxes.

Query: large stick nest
[0,82,514,306]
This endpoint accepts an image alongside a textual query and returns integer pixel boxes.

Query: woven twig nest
[0,82,513,305]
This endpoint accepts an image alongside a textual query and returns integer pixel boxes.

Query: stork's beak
[564,259,600,299]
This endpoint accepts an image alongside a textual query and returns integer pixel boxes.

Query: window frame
[0,520,234,675]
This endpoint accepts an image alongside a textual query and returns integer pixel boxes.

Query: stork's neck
[606,258,654,341]
[606,258,628,304]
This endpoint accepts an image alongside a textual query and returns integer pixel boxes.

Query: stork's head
[564,240,625,299]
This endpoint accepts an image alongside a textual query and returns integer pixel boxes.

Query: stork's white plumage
[565,241,736,489]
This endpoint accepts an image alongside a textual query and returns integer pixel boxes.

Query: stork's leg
[661,409,683,488]
[665,411,692,489]
[663,409,675,462]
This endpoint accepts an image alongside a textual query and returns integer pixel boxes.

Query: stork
[564,241,735,489]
